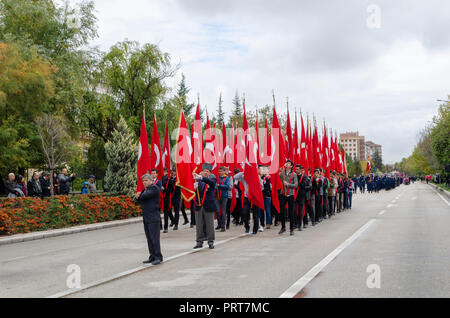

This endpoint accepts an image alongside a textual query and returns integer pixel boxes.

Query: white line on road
[427,185,450,207]
[48,233,250,298]
[387,204,393,208]
[379,210,386,215]
[279,219,377,298]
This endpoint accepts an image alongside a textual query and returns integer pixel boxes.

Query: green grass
[435,183,450,192]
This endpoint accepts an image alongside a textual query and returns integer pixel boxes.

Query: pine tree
[175,73,195,117]
[229,90,243,126]
[217,92,225,126]
[372,149,383,172]
[104,116,138,196]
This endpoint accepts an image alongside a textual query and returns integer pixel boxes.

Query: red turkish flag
[293,112,300,165]
[204,116,218,177]
[330,135,336,172]
[261,117,271,166]
[307,120,314,175]
[322,124,330,178]
[175,110,195,202]
[192,103,203,174]
[150,114,163,179]
[300,115,308,175]
[162,121,171,171]
[337,143,344,173]
[342,146,348,176]
[137,110,151,193]
[312,124,321,169]
[243,106,264,210]
[286,108,293,161]
[255,113,261,165]
[270,107,286,214]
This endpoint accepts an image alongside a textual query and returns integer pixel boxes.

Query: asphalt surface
[1,182,449,298]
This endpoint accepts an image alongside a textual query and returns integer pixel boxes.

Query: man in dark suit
[193,163,217,250]
[137,169,163,266]
[295,165,310,230]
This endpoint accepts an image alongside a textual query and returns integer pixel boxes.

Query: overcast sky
[87,0,450,164]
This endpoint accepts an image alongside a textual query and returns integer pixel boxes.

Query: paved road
[1,182,449,298]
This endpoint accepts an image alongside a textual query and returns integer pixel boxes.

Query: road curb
[0,217,143,246]
[427,183,450,199]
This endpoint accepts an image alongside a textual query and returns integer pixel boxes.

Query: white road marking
[279,219,377,298]
[428,185,450,207]
[47,233,250,298]
[378,210,386,215]
[387,204,393,208]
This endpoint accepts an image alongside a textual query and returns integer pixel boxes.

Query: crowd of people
[136,160,399,266]
[2,169,98,198]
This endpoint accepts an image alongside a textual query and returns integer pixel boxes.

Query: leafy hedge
[0,194,141,236]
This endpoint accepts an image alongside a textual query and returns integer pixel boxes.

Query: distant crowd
[2,169,97,198]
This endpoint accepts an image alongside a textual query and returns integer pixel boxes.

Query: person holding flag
[278,159,298,236]
[193,163,218,250]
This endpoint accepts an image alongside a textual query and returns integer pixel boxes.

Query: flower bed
[0,194,141,236]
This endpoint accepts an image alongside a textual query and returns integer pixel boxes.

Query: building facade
[339,132,365,161]
[365,141,382,161]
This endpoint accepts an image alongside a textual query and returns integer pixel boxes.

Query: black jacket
[138,181,162,223]
[40,177,51,198]
[261,175,271,198]
[296,173,310,201]
[311,176,322,197]
[58,174,74,194]
[194,174,217,212]
[27,179,42,198]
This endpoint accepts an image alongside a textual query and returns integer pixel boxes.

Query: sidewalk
[0,217,143,246]
[426,182,450,199]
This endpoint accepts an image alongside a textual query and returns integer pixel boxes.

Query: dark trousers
[163,198,174,230]
[233,197,242,224]
[322,195,328,217]
[307,196,316,224]
[172,196,181,225]
[315,195,322,221]
[179,199,189,224]
[296,196,306,228]
[195,207,215,244]
[242,197,259,233]
[328,196,335,215]
[226,199,231,228]
[143,221,162,261]
[344,192,348,209]
[279,194,295,231]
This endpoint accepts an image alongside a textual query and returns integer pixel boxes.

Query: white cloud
[89,0,450,163]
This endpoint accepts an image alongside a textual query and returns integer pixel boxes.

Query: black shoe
[298,227,302,231]
[278,228,286,235]
[193,243,203,249]
[303,224,307,228]
[170,222,174,227]
[143,259,153,264]
[190,224,194,228]
[208,243,214,249]
[220,228,225,232]
[183,220,189,225]
[312,222,316,226]
[151,259,162,266]
[173,225,178,230]
[215,226,221,230]
[274,222,280,227]
[290,231,294,236]
[163,229,168,233]
[226,225,230,230]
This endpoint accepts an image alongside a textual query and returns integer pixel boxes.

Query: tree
[228,90,243,127]
[104,116,138,196]
[430,101,450,167]
[34,114,73,197]
[372,149,383,172]
[0,0,99,130]
[0,42,56,175]
[217,93,225,126]
[173,73,195,118]
[100,40,178,138]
